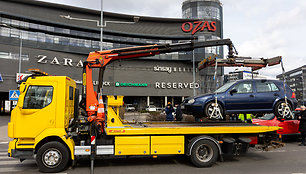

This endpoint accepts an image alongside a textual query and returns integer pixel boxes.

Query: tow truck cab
[8,75,76,162]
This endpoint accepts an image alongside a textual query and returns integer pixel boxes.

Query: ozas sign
[181,21,216,35]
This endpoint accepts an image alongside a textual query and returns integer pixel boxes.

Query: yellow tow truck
[8,39,283,173]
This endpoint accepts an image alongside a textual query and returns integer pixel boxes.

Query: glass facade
[277,66,306,105]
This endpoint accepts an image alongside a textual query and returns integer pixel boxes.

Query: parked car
[181,79,298,119]
[125,104,136,112]
[145,105,157,112]
[253,113,300,138]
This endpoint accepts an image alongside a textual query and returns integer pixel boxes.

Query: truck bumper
[8,139,34,159]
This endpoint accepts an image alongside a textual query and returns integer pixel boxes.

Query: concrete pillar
[147,96,150,107]
[182,96,185,102]
[165,96,167,107]
[172,97,174,105]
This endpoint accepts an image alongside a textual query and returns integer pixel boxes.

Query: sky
[37,0,306,78]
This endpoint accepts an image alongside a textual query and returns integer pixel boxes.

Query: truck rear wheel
[36,141,69,173]
[190,139,219,167]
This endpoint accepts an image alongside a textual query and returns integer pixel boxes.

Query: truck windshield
[23,86,53,109]
[215,81,236,93]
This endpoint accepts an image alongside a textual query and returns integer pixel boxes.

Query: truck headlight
[188,99,195,104]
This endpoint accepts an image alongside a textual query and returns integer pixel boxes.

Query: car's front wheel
[204,101,224,120]
[274,101,293,119]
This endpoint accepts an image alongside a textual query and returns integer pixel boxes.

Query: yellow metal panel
[7,122,14,138]
[16,138,35,149]
[106,126,280,136]
[8,139,18,156]
[151,136,184,155]
[106,107,124,128]
[107,96,124,106]
[115,136,150,155]
[35,128,75,160]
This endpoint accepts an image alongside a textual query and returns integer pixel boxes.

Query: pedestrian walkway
[0,145,22,173]
[0,144,37,173]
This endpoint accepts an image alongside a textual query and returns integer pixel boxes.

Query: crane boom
[82,39,235,121]
[81,38,282,134]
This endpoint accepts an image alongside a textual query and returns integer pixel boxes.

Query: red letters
[181,21,217,35]
[210,21,216,31]
[181,22,193,32]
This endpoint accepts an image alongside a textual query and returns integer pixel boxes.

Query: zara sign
[37,55,83,68]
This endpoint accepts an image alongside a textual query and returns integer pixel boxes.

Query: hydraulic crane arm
[198,55,282,71]
[82,39,235,118]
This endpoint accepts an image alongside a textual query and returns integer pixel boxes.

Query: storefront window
[0,51,29,61]
[28,31,37,41]
[45,34,54,43]
[0,27,10,37]
[37,32,46,42]
[10,28,20,38]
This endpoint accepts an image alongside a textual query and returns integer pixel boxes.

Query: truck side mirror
[17,94,24,108]
[19,83,26,94]
[230,89,237,95]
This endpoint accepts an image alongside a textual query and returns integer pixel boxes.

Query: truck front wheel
[190,140,219,167]
[36,141,69,173]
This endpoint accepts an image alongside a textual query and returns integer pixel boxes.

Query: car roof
[234,79,281,83]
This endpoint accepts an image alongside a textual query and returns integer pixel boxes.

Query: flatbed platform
[105,121,280,135]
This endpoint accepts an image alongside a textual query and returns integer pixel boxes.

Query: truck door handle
[274,93,279,96]
[250,95,254,97]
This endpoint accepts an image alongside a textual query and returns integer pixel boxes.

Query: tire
[274,101,292,119]
[190,139,219,167]
[36,141,69,173]
[204,101,224,120]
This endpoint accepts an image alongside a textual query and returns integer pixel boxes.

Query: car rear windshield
[215,81,236,93]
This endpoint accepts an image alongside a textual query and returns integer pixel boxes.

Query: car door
[253,80,279,110]
[224,81,255,111]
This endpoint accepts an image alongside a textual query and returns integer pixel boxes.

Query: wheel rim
[207,103,223,119]
[42,148,62,168]
[277,103,291,118]
[195,144,213,162]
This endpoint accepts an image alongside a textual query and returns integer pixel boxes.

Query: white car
[145,105,157,112]
[125,104,136,112]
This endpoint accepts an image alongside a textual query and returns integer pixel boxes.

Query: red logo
[181,21,216,35]
[108,130,126,133]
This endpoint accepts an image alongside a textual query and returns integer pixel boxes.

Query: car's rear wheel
[274,101,293,119]
[204,102,224,120]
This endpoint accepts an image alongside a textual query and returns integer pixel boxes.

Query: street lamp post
[100,0,103,51]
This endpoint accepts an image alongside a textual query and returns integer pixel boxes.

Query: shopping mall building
[0,0,223,111]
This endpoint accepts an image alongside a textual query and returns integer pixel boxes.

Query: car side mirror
[230,89,237,95]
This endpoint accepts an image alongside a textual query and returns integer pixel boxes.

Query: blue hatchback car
[181,79,298,119]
